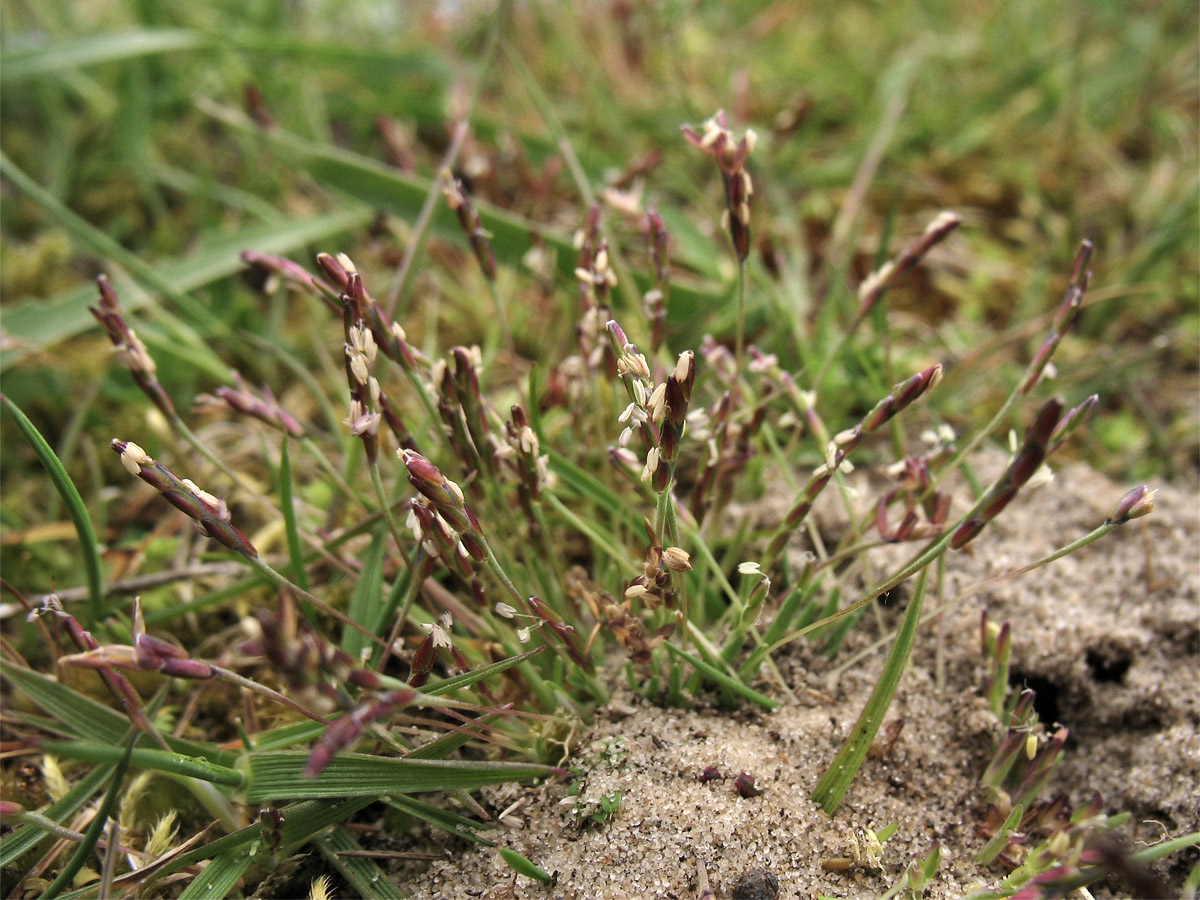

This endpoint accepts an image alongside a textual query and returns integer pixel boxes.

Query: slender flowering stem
[111,438,387,647]
[244,556,388,650]
[823,499,1151,687]
[91,277,281,514]
[339,273,411,556]
[930,240,1094,496]
[683,109,757,369]
[757,398,1082,662]
[441,170,514,355]
[37,596,169,749]
[814,211,961,390]
[734,259,747,377]
[317,252,443,438]
[949,398,1062,550]
[762,365,942,571]
[59,636,329,725]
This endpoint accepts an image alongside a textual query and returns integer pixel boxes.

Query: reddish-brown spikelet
[950,398,1063,550]
[90,276,177,420]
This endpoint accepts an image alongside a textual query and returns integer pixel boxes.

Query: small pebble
[731,868,779,900]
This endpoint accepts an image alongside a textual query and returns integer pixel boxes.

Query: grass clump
[1,2,1196,896]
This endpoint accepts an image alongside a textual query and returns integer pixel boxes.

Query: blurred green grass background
[2,0,1196,490]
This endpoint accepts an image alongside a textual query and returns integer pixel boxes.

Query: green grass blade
[498,846,552,883]
[545,451,627,517]
[176,851,253,900]
[2,662,133,746]
[1,394,103,618]
[243,751,558,802]
[811,568,929,813]
[663,643,778,711]
[1,663,231,764]
[1,29,208,82]
[227,36,450,84]
[405,718,493,762]
[421,647,545,697]
[0,207,372,371]
[0,764,111,868]
[342,524,387,658]
[37,738,133,900]
[200,99,574,262]
[315,826,406,900]
[41,741,244,787]
[162,798,373,880]
[1131,831,1200,864]
[277,437,310,593]
[0,149,194,304]
[384,795,491,845]
[243,720,327,752]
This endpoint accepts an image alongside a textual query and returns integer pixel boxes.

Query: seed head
[118,441,152,476]
[662,547,692,572]
[1106,485,1157,525]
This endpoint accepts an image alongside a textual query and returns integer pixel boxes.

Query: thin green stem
[734,259,747,373]
[826,520,1123,683]
[244,556,387,650]
[367,460,408,560]
[210,666,329,724]
[475,550,521,608]
[484,273,515,359]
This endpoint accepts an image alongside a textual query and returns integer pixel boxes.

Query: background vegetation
[1,0,1196,897]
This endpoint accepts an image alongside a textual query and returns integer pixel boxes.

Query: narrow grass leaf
[199,100,721,311]
[1,395,103,618]
[812,569,929,814]
[663,643,777,711]
[37,738,133,900]
[163,798,374,879]
[545,451,626,516]
[243,720,327,752]
[384,795,491,845]
[277,437,310,592]
[244,751,558,802]
[175,851,253,900]
[315,826,405,900]
[41,741,244,787]
[343,524,387,658]
[498,846,553,883]
[0,149,199,309]
[422,647,545,697]
[1131,831,1200,864]
[405,719,491,762]
[2,663,132,746]
[1,663,231,764]
[1,29,207,81]
[1,208,372,370]
[974,804,1024,865]
[231,36,450,83]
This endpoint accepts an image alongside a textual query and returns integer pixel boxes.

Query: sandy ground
[384,459,1198,900]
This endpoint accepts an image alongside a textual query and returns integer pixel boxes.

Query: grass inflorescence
[1,2,1195,897]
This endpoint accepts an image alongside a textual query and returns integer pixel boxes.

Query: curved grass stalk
[825,515,1138,685]
[811,568,928,812]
